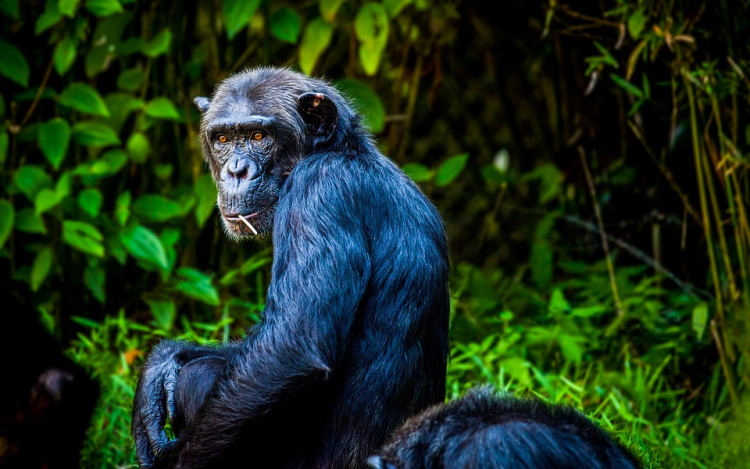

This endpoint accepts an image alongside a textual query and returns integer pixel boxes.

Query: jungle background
[0,0,748,467]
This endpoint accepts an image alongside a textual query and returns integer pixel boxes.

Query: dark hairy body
[131,67,450,469]
[369,387,641,469]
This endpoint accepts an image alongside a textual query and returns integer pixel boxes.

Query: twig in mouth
[237,215,258,235]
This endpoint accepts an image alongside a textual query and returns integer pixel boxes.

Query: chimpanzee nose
[226,156,259,180]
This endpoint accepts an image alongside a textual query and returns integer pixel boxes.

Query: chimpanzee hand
[132,341,183,468]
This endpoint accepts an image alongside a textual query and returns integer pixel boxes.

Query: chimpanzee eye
[217,134,229,144]
[250,131,265,141]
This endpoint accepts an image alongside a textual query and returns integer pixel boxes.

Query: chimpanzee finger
[135,425,157,468]
[164,365,178,423]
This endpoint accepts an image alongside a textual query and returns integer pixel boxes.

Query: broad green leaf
[85,44,110,78]
[299,18,333,75]
[269,8,302,44]
[358,42,385,76]
[146,298,175,330]
[383,0,412,17]
[85,0,122,16]
[0,0,20,18]
[36,7,62,35]
[524,163,562,204]
[144,97,180,120]
[609,73,643,98]
[114,191,131,226]
[60,83,110,117]
[78,188,103,217]
[223,0,261,40]
[549,289,571,315]
[14,165,53,201]
[84,264,106,302]
[194,174,218,227]
[628,9,646,39]
[59,0,80,17]
[126,132,150,163]
[53,37,76,75]
[132,194,185,222]
[31,246,53,291]
[72,121,121,146]
[0,200,13,250]
[117,68,143,91]
[38,118,71,169]
[15,208,46,234]
[119,224,169,271]
[320,0,346,22]
[62,220,104,257]
[354,4,388,75]
[143,29,172,57]
[55,171,72,197]
[435,153,468,187]
[692,302,708,340]
[174,267,219,305]
[35,188,63,214]
[0,40,29,87]
[401,163,432,182]
[559,334,583,363]
[335,78,385,133]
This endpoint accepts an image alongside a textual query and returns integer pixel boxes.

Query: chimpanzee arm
[132,340,241,468]
[172,155,372,468]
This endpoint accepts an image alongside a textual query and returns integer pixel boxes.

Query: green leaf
[119,224,169,271]
[609,73,643,98]
[0,200,14,250]
[355,3,389,75]
[194,174,217,227]
[0,0,20,18]
[84,264,106,302]
[38,118,71,169]
[383,0,412,17]
[117,68,143,91]
[31,246,53,291]
[15,208,46,234]
[126,132,150,163]
[35,188,63,214]
[62,220,104,257]
[401,163,432,182]
[132,194,186,222]
[53,37,77,75]
[59,83,110,117]
[549,289,570,315]
[628,9,646,39]
[558,334,583,363]
[143,29,172,57]
[114,191,130,226]
[223,0,261,40]
[0,40,30,87]
[531,240,553,290]
[144,97,180,120]
[358,42,385,76]
[319,0,345,22]
[146,298,175,330]
[174,267,219,305]
[299,18,333,75]
[55,171,72,197]
[335,78,385,133]
[692,302,708,340]
[59,0,81,17]
[269,8,302,44]
[435,153,469,187]
[72,121,121,146]
[14,165,53,201]
[85,0,122,16]
[36,7,62,35]
[78,188,103,217]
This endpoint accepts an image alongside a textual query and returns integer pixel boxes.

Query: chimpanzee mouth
[223,210,265,235]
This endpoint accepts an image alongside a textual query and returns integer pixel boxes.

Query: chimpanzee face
[194,70,339,241]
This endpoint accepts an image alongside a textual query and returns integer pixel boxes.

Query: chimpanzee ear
[298,92,338,150]
[194,97,210,113]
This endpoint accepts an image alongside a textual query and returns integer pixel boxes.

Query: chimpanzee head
[194,67,354,240]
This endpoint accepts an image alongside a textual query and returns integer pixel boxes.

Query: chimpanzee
[367,387,642,469]
[131,67,451,468]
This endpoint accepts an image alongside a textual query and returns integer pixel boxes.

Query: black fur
[131,67,450,469]
[369,387,641,469]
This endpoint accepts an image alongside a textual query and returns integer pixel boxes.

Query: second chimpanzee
[131,67,450,469]
[368,387,642,469]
